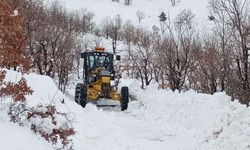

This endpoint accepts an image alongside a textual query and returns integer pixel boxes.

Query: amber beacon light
[95,47,105,52]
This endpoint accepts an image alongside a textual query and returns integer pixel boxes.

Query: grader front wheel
[121,86,129,111]
[75,83,87,108]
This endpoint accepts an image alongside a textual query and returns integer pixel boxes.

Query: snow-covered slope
[0,116,53,150]
[1,70,250,150]
[53,0,211,29]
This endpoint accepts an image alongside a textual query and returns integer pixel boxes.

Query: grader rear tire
[121,86,129,111]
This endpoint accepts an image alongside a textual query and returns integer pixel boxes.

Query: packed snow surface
[1,70,250,150]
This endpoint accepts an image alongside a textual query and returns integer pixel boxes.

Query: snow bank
[1,70,250,150]
[1,70,134,150]
[0,119,53,150]
[0,70,71,150]
[121,79,250,150]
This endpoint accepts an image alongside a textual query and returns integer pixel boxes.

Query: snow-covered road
[71,85,250,150]
[60,77,250,150]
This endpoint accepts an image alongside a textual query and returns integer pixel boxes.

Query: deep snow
[1,70,250,150]
[0,113,53,150]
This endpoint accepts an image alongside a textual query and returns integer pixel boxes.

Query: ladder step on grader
[74,47,129,111]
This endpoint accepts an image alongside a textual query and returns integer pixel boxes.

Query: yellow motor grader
[74,47,129,111]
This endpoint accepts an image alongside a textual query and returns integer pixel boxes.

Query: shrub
[9,104,75,149]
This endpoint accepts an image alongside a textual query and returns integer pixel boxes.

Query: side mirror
[81,53,85,58]
[116,55,121,61]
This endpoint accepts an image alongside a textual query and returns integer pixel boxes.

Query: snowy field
[49,0,212,29]
[1,70,250,150]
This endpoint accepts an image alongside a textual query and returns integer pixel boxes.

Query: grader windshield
[81,51,114,83]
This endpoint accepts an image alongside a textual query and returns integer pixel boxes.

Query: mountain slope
[54,0,210,28]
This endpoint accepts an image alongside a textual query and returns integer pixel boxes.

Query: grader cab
[74,47,129,111]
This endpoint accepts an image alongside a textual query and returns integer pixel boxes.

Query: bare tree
[209,0,250,105]
[122,20,135,59]
[191,33,221,94]
[136,10,146,23]
[170,0,176,6]
[129,29,154,89]
[124,0,132,6]
[76,8,95,33]
[101,15,122,54]
[101,17,112,39]
[25,0,91,92]
[155,9,195,92]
